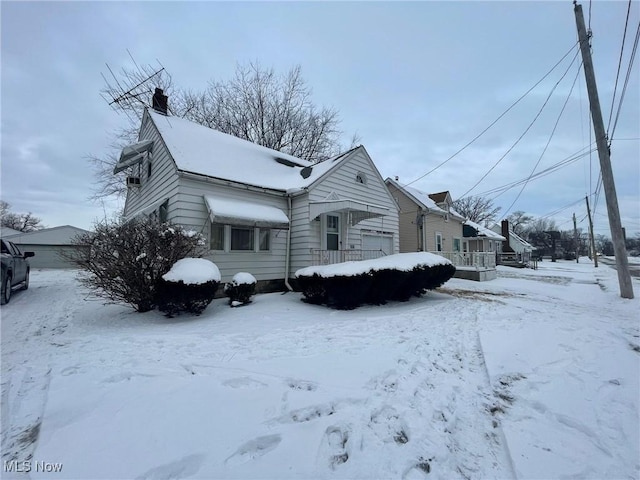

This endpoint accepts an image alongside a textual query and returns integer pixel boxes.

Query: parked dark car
[1,239,34,305]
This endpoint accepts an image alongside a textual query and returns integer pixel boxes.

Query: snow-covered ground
[1,259,638,479]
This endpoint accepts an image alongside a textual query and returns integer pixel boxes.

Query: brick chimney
[502,220,514,253]
[152,88,168,115]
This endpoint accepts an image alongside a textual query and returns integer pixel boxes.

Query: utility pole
[573,213,579,263]
[574,2,634,298]
[585,195,598,267]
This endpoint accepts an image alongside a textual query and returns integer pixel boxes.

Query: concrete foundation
[453,267,497,282]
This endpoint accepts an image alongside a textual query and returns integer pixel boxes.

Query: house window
[453,238,461,252]
[435,232,443,252]
[326,214,340,251]
[489,240,494,252]
[158,200,168,223]
[355,172,367,185]
[231,227,254,251]
[258,228,270,251]
[147,161,152,179]
[210,223,225,251]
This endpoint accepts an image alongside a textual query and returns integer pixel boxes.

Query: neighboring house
[385,179,465,254]
[491,220,535,264]
[114,105,399,291]
[1,227,22,238]
[384,179,496,280]
[3,225,90,268]
[463,219,505,254]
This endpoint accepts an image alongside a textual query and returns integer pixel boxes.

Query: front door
[325,214,340,251]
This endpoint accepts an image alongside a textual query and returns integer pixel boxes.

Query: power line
[609,21,640,143]
[606,0,633,135]
[501,62,583,218]
[458,49,581,200]
[477,144,596,198]
[400,42,579,189]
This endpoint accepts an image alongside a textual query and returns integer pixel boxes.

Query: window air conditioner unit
[126,176,141,187]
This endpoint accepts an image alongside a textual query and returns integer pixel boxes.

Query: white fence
[311,249,386,265]
[430,251,496,269]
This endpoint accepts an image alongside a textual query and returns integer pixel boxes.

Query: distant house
[114,104,399,291]
[491,220,535,264]
[1,227,22,238]
[385,179,496,281]
[463,219,505,254]
[385,179,465,253]
[3,225,90,268]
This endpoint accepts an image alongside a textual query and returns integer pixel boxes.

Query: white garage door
[362,234,394,256]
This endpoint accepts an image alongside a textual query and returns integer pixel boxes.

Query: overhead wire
[609,20,640,143]
[398,42,580,189]
[477,144,596,198]
[606,0,633,136]
[458,48,581,200]
[501,61,584,218]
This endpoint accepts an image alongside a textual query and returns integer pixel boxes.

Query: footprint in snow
[318,426,350,469]
[222,377,268,389]
[369,405,410,445]
[225,434,282,466]
[286,378,317,391]
[135,453,205,480]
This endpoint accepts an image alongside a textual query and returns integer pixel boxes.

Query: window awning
[123,198,168,222]
[309,199,389,226]
[203,195,289,229]
[114,140,154,174]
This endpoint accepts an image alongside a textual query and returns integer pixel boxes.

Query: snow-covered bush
[156,258,220,316]
[63,217,206,312]
[224,272,257,307]
[295,253,456,310]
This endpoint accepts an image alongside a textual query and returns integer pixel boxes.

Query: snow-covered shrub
[295,253,456,309]
[156,258,220,316]
[63,217,206,312]
[224,272,257,307]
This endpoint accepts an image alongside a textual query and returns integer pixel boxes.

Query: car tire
[1,275,11,305]
[22,269,29,290]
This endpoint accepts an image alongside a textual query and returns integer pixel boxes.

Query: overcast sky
[2,1,638,237]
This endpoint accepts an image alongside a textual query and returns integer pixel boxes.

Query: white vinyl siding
[289,148,399,276]
[122,112,180,221]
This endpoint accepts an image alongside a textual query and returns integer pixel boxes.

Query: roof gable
[4,225,91,245]
[385,178,448,216]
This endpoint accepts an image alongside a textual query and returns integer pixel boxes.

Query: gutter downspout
[284,195,293,292]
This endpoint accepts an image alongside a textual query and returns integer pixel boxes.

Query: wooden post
[586,195,598,267]
[574,3,633,298]
[573,213,579,263]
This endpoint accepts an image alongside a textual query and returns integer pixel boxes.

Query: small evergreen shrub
[297,274,327,305]
[295,253,456,310]
[224,272,257,307]
[156,258,220,316]
[324,272,374,310]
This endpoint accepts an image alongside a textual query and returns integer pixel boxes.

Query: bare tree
[452,195,502,226]
[92,61,350,200]
[0,201,45,232]
[506,210,534,236]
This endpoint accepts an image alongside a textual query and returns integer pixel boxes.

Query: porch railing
[311,249,386,265]
[430,251,497,269]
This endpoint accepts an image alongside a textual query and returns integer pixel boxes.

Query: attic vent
[300,166,313,179]
[356,172,367,184]
[275,157,297,167]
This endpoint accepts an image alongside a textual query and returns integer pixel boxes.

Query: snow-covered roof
[148,110,345,192]
[385,178,447,215]
[1,227,22,238]
[3,225,91,245]
[509,230,535,250]
[464,220,506,241]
